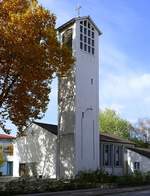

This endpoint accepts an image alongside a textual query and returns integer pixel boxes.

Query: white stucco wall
[58,17,100,178]
[14,124,57,178]
[127,149,150,173]
[75,18,100,172]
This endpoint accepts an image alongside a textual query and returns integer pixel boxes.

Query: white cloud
[101,103,125,114]
[101,72,150,100]
[130,74,150,90]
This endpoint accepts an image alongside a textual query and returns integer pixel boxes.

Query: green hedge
[1,170,150,195]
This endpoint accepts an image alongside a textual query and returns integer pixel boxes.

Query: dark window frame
[114,145,123,167]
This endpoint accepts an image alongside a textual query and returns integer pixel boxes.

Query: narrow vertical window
[92,31,94,38]
[80,42,83,50]
[84,20,87,26]
[92,48,94,55]
[103,144,111,166]
[88,46,91,53]
[114,146,122,167]
[92,39,94,46]
[84,44,87,51]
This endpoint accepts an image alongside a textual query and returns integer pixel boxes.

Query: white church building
[2,16,150,179]
[13,16,102,179]
[57,16,101,178]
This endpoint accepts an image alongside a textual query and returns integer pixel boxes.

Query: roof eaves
[33,122,58,135]
[128,147,150,159]
[57,18,76,32]
[57,16,102,35]
[100,134,135,145]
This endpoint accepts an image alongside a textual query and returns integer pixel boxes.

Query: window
[134,162,140,171]
[7,161,13,176]
[84,20,87,26]
[79,20,95,55]
[62,28,73,49]
[80,42,83,50]
[114,146,123,167]
[19,163,28,176]
[103,144,112,166]
[92,48,94,55]
[92,39,94,46]
[92,31,94,38]
[91,78,93,84]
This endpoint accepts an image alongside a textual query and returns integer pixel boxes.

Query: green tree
[0,0,74,133]
[99,108,132,139]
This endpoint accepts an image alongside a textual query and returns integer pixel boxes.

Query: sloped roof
[100,133,135,145]
[0,134,15,139]
[33,122,57,135]
[128,147,150,159]
[57,16,102,35]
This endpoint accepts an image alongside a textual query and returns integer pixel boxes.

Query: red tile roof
[0,134,15,139]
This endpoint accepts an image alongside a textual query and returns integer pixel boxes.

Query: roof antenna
[75,5,82,17]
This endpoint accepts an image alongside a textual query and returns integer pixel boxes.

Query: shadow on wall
[16,124,57,178]
[58,65,76,178]
[127,150,144,174]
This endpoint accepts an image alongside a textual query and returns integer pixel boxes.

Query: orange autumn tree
[0,0,74,133]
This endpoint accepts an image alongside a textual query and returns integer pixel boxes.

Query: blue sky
[4,0,150,135]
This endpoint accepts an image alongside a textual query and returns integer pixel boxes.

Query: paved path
[107,189,150,196]
[17,186,150,196]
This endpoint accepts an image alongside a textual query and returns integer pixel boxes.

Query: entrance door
[19,163,28,176]
[7,161,13,176]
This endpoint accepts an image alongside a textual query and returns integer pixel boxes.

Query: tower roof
[57,16,102,35]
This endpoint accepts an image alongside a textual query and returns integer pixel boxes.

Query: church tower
[57,16,101,178]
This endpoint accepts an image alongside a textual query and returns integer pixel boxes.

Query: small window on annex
[134,162,140,171]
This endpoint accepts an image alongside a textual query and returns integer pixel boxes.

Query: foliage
[2,170,150,194]
[75,169,111,184]
[99,108,132,139]
[131,138,149,148]
[0,147,4,165]
[0,0,74,133]
[133,118,150,142]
